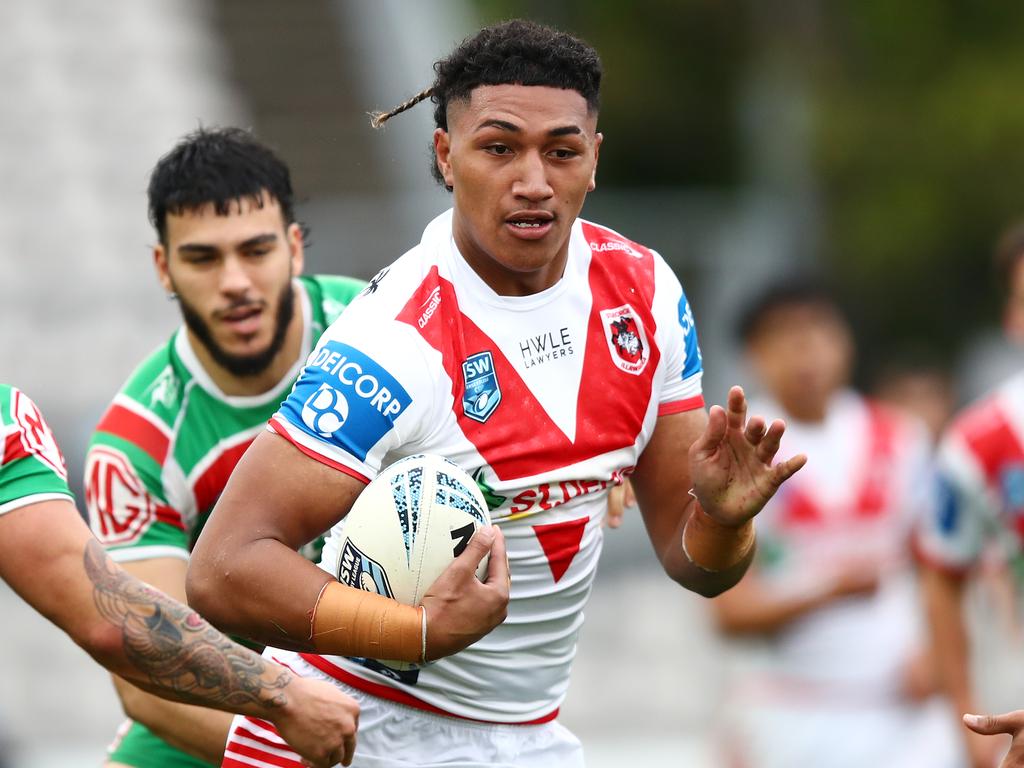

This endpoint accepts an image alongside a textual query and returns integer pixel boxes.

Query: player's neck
[452,233,569,297]
[188,289,306,397]
[778,396,828,424]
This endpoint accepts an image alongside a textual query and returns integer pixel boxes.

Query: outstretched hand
[964,711,1020,767]
[690,386,806,527]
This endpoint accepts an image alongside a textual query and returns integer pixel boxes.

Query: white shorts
[222,673,584,768]
[720,693,963,768]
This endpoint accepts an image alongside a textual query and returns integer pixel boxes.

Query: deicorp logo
[302,383,350,437]
[284,341,412,460]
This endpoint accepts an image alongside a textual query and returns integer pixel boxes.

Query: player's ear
[286,222,305,277]
[588,133,603,193]
[434,128,455,189]
[153,244,174,295]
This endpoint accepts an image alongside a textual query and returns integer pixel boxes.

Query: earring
[167,292,178,301]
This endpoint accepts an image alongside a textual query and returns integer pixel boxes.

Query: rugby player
[918,221,1024,768]
[710,280,958,768]
[188,20,805,767]
[83,128,367,767]
[0,384,358,767]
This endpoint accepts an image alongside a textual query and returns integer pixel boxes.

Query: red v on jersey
[533,516,589,582]
[778,403,899,527]
[397,226,660,482]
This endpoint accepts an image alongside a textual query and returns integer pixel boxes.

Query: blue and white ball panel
[279,341,412,462]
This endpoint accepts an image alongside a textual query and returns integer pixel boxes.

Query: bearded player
[188,20,805,767]
[918,222,1024,768]
[83,128,368,767]
[0,384,359,766]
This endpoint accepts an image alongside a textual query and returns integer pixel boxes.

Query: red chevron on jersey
[397,234,658,482]
[958,402,1024,488]
[778,402,898,527]
[192,438,254,514]
[96,402,170,466]
[533,516,589,582]
[956,400,1024,537]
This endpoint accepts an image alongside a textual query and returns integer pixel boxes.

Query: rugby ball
[327,454,491,669]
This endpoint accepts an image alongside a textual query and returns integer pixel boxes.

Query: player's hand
[421,525,510,660]
[964,711,1018,767]
[272,675,359,767]
[898,647,938,702]
[605,478,636,529]
[827,559,881,601]
[690,386,806,527]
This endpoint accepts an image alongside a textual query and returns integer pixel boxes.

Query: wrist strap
[419,605,429,665]
[682,499,755,573]
[310,581,423,662]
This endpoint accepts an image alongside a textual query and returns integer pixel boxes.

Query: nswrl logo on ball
[282,341,412,460]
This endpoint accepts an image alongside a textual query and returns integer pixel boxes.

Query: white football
[322,453,491,670]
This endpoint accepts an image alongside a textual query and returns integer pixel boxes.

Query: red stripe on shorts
[299,653,559,725]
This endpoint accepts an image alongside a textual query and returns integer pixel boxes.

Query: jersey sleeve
[0,386,74,516]
[269,306,439,483]
[84,398,189,562]
[651,253,704,415]
[915,429,993,573]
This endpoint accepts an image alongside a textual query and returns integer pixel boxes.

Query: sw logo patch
[462,351,501,423]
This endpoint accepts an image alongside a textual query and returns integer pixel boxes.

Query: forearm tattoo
[84,539,291,711]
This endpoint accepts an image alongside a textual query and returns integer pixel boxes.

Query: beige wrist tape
[311,581,425,663]
[682,503,756,572]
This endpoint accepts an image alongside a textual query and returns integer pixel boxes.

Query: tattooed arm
[98,555,274,764]
[0,499,359,767]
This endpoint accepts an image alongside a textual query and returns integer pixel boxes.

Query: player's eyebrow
[238,233,278,249]
[475,119,584,137]
[177,233,277,255]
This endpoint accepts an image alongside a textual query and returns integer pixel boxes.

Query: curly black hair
[148,127,297,245]
[736,277,848,344]
[370,19,602,189]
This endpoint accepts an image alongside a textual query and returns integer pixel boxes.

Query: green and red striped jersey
[85,275,365,562]
[0,384,74,516]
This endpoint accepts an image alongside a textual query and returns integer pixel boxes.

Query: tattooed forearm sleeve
[83,539,291,713]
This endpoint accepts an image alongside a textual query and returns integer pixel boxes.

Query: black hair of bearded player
[368,18,602,190]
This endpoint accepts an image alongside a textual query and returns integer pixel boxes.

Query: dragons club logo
[600,305,650,375]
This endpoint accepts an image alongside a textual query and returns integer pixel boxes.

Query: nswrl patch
[462,351,501,423]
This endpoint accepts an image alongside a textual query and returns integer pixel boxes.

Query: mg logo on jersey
[600,305,650,375]
[462,351,501,423]
[12,389,67,478]
[302,383,350,438]
[85,446,159,545]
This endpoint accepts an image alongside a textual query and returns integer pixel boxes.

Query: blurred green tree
[472,0,1024,372]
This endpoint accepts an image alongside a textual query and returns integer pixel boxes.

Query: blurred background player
[188,19,804,768]
[83,128,365,767]
[710,278,959,768]
[917,221,1024,768]
[0,383,359,767]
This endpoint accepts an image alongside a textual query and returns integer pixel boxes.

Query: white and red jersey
[270,208,704,723]
[917,371,1024,572]
[738,392,935,695]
